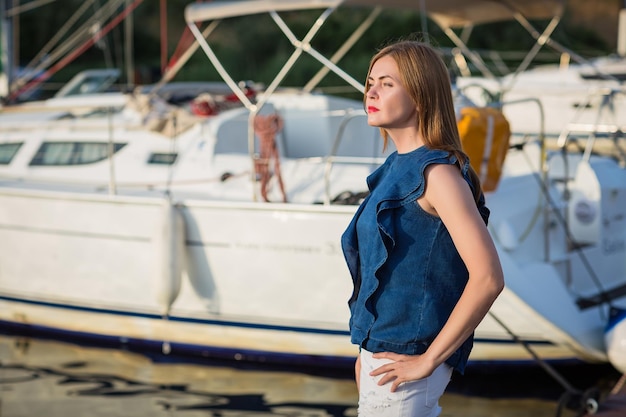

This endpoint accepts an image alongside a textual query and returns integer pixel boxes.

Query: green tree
[11,0,615,96]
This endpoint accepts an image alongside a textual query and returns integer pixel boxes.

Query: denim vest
[341,146,489,374]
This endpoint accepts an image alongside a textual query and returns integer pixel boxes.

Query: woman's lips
[367,106,379,113]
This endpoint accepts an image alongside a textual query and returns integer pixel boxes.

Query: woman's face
[365,55,417,130]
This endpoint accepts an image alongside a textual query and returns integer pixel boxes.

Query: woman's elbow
[477,264,504,299]
[490,269,505,298]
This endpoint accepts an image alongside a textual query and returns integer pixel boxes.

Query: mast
[125,0,134,87]
[0,0,13,100]
[618,1,626,56]
[160,0,167,76]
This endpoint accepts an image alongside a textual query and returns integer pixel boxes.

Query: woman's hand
[369,352,437,392]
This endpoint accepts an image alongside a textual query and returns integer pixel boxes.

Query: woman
[341,40,505,417]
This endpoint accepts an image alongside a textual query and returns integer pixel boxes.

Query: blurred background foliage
[10,0,620,96]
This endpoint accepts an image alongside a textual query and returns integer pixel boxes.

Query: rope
[253,113,287,203]
[488,310,603,417]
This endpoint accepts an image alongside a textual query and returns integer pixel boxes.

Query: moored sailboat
[0,0,625,379]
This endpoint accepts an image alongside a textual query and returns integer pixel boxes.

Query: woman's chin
[367,117,381,127]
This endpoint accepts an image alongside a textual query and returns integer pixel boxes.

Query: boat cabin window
[0,142,23,165]
[29,142,126,166]
[148,152,178,165]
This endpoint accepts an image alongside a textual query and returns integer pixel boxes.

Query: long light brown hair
[364,40,482,200]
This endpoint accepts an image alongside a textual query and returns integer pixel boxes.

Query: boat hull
[0,291,605,368]
[0,185,611,368]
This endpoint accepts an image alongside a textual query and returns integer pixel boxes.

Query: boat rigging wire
[107,105,117,195]
[488,310,600,417]
[12,0,116,91]
[9,0,143,101]
[530,143,613,317]
[150,20,221,97]
[3,0,55,17]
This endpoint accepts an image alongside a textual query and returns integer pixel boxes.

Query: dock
[584,374,626,417]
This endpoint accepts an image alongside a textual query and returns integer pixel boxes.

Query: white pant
[358,349,453,417]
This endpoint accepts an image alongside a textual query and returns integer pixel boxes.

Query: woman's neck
[389,128,425,154]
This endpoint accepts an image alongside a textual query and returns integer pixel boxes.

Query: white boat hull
[0,184,613,368]
[2,0,625,372]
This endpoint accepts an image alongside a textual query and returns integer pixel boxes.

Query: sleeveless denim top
[341,146,489,374]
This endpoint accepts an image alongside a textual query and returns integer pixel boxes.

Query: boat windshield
[53,69,121,98]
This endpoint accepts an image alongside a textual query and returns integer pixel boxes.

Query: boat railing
[322,109,386,205]
[556,86,626,165]
[495,95,558,262]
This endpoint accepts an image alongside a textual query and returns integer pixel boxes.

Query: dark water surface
[0,334,621,417]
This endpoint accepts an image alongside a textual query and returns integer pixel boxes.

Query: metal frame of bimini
[179,0,567,200]
[182,0,572,96]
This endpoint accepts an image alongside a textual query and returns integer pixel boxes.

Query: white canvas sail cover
[185,0,565,28]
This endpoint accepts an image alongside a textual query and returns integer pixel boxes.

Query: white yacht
[0,0,624,381]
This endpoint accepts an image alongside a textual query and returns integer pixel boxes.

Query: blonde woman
[341,40,504,417]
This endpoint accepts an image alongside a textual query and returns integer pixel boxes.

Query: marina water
[0,334,621,417]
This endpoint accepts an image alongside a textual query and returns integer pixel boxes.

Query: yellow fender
[457,107,511,192]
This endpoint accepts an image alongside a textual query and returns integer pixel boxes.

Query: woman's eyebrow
[368,74,394,81]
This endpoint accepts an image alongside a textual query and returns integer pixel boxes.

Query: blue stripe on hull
[0,319,356,370]
[0,294,578,369]
[0,294,347,336]
[606,306,626,332]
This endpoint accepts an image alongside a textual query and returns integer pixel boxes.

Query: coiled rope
[253,113,287,203]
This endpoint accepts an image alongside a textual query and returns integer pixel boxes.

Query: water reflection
[2,360,356,416]
[1,335,358,417]
[0,334,621,417]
